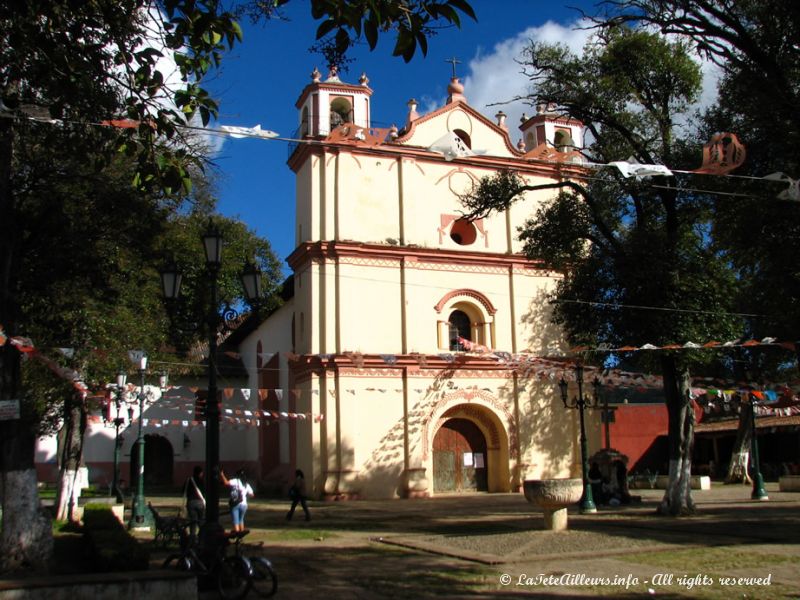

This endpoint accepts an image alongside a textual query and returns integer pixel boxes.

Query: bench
[148,502,189,548]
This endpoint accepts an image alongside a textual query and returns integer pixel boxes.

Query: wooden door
[432,418,488,492]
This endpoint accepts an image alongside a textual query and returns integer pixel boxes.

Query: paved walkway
[150,483,799,599]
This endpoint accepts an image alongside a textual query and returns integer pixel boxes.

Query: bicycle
[229,530,277,598]
[163,527,253,599]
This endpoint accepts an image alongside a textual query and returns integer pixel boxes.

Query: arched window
[554,128,574,152]
[300,106,310,137]
[436,290,496,352]
[448,310,471,351]
[453,128,472,149]
[525,132,535,150]
[330,97,352,128]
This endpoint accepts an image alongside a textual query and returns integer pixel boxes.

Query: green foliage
[461,27,741,377]
[157,209,285,353]
[239,0,476,65]
[597,1,800,375]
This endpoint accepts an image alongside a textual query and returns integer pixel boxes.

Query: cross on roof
[445,57,461,78]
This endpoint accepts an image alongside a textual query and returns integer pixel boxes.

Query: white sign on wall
[0,400,21,420]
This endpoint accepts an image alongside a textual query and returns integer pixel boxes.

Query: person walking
[183,466,206,541]
[221,468,254,532]
[286,469,311,522]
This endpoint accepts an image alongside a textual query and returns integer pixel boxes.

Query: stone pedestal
[523,478,583,531]
[404,467,429,498]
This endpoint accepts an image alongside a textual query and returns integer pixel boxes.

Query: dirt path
[164,483,799,599]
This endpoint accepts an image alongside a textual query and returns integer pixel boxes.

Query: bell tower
[294,66,373,139]
[519,102,583,152]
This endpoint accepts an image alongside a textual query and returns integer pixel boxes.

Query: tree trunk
[54,392,88,521]
[657,354,696,516]
[725,399,752,484]
[0,114,53,572]
[0,394,54,571]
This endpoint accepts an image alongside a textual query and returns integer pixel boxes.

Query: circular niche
[450,218,477,245]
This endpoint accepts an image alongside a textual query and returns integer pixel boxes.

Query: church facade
[240,68,600,499]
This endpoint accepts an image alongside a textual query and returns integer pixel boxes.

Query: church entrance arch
[433,418,488,493]
[130,434,174,488]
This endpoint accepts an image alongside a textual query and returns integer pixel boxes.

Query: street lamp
[160,220,262,541]
[559,363,601,514]
[128,354,169,529]
[748,392,769,501]
[104,369,128,503]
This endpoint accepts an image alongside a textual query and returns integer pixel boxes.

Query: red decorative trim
[434,288,497,315]
[286,240,554,275]
[287,136,590,180]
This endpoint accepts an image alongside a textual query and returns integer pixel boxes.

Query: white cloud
[461,20,593,145]
[458,20,722,147]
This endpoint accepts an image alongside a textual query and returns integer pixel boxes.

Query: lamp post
[160,221,262,541]
[559,363,601,514]
[127,355,169,529]
[107,369,127,503]
[748,392,769,501]
[129,354,150,529]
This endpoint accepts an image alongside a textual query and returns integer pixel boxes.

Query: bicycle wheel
[249,556,278,598]
[162,553,193,571]
[217,555,252,600]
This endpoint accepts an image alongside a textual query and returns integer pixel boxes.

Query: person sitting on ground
[588,461,606,505]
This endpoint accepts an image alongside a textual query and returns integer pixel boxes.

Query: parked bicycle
[162,527,277,599]
[229,530,278,598]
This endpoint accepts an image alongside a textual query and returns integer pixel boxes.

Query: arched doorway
[130,434,174,488]
[432,418,488,493]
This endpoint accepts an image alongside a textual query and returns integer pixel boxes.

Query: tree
[595,0,800,358]
[0,0,476,571]
[461,28,742,516]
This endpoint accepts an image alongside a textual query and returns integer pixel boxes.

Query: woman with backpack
[220,468,254,532]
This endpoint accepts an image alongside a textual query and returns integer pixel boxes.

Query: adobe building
[238,67,603,499]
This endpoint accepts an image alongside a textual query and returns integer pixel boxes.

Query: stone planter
[523,478,583,531]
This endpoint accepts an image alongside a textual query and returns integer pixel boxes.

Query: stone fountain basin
[523,479,583,531]
[523,478,583,508]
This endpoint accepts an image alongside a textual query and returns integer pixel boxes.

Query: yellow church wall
[294,252,565,357]
[292,363,605,499]
[335,261,404,353]
[336,154,402,243]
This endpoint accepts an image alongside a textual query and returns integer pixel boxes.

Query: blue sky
[206,1,598,273]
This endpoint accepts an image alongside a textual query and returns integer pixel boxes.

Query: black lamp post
[748,392,769,501]
[160,221,262,540]
[559,363,601,514]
